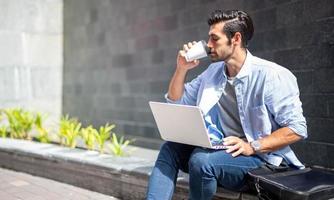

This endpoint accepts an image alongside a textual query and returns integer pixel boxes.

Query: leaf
[112,133,119,147]
[108,143,117,155]
[0,126,7,137]
[108,133,135,156]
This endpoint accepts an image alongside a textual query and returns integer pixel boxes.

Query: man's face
[207,22,234,62]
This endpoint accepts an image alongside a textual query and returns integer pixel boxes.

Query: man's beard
[209,52,222,62]
[209,43,233,62]
[209,52,230,62]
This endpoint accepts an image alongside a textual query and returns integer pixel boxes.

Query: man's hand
[168,41,202,101]
[223,136,255,157]
[177,41,200,71]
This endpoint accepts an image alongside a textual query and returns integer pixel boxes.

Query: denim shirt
[165,51,307,169]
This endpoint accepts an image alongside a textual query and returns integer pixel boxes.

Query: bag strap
[252,177,274,200]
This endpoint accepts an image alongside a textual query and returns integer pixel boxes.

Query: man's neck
[225,49,247,78]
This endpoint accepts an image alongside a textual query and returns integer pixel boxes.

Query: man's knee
[157,142,195,170]
[157,142,177,160]
[160,141,186,152]
[159,142,173,152]
[188,148,212,176]
[159,142,185,157]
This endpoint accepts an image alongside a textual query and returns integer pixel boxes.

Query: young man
[146,10,307,200]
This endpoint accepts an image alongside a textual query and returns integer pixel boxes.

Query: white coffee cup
[185,40,209,62]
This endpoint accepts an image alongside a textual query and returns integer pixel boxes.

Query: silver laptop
[149,101,226,149]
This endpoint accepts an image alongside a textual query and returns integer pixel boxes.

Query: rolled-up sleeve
[264,68,307,139]
[165,74,202,106]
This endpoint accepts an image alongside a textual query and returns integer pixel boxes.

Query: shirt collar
[219,50,253,82]
[235,50,253,81]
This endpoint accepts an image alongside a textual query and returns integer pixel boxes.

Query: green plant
[0,109,3,122]
[0,126,7,137]
[0,110,6,138]
[34,113,50,143]
[5,108,35,139]
[108,133,134,156]
[95,123,115,154]
[80,125,97,150]
[58,115,81,148]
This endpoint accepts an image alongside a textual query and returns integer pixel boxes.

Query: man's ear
[232,32,242,46]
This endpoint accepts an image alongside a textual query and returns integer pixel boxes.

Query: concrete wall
[63,0,334,168]
[0,0,63,127]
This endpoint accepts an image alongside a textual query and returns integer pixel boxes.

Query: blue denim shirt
[165,51,307,169]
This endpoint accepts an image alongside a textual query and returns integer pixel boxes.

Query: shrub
[108,133,134,156]
[1,108,135,157]
[0,110,6,137]
[34,113,50,143]
[4,108,35,139]
[80,125,97,151]
[0,109,3,121]
[58,115,81,148]
[0,126,7,138]
[95,123,115,154]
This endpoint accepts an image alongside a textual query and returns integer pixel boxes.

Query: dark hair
[208,10,254,48]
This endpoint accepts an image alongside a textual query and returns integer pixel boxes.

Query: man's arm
[223,128,302,157]
[254,127,302,153]
[167,42,200,101]
[168,67,188,101]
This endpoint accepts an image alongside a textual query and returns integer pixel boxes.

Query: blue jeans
[146,142,264,200]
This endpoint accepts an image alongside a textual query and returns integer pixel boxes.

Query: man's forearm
[168,68,188,101]
[223,127,303,157]
[257,127,302,153]
[168,41,201,101]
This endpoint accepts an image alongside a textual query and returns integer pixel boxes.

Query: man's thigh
[158,142,196,172]
[189,148,264,189]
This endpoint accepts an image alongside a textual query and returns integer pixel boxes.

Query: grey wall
[63,0,334,168]
[0,0,63,128]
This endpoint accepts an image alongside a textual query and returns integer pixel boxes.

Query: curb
[0,138,257,200]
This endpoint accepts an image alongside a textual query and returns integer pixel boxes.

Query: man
[146,10,307,200]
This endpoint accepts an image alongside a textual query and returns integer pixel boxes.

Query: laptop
[149,101,226,149]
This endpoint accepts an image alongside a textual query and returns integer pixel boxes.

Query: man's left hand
[223,136,255,157]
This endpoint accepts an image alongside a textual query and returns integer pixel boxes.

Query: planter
[0,138,256,200]
[0,138,155,199]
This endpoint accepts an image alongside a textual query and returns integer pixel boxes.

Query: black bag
[248,165,334,200]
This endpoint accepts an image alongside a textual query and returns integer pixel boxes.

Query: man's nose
[207,40,212,49]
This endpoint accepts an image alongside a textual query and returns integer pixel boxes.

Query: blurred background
[0,0,333,167]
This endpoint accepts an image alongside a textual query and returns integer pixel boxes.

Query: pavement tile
[5,186,24,194]
[0,168,120,200]
[9,180,30,187]
[0,182,12,190]
[0,191,17,200]
[12,191,36,199]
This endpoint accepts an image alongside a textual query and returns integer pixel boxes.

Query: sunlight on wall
[0,0,63,130]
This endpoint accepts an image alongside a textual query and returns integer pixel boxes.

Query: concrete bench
[0,138,257,200]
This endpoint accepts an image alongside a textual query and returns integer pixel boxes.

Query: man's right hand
[168,41,201,101]
[176,41,201,71]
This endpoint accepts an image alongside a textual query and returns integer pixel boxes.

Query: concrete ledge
[0,138,257,200]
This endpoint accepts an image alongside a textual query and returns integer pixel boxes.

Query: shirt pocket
[249,105,272,138]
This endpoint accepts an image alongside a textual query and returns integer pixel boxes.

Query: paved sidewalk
[0,167,120,200]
